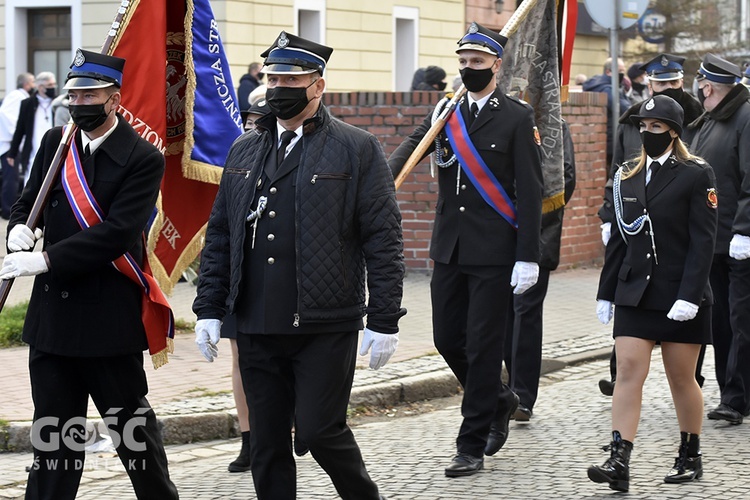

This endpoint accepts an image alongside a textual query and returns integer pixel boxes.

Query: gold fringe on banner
[151,337,175,369]
[542,191,566,214]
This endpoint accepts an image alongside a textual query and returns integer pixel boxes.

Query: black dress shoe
[484,393,520,456]
[513,405,532,422]
[707,403,743,425]
[444,453,484,477]
[598,378,615,396]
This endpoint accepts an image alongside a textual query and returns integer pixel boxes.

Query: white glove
[359,328,398,370]
[729,234,750,260]
[666,300,699,322]
[195,318,221,362]
[0,252,49,280]
[596,299,614,324]
[510,261,539,295]
[7,224,43,253]
[600,222,612,246]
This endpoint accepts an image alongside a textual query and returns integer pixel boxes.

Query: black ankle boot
[664,432,702,483]
[587,430,633,492]
[228,431,252,472]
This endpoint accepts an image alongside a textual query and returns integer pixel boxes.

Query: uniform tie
[277,130,297,168]
[647,161,660,185]
[84,144,91,159]
[469,102,479,126]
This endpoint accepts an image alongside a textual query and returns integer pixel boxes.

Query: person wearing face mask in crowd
[193,31,405,500]
[389,22,543,477]
[1,49,178,499]
[7,72,57,201]
[690,54,750,426]
[0,72,35,219]
[597,54,706,396]
[590,95,717,492]
[626,63,649,104]
[413,65,447,91]
[583,58,631,168]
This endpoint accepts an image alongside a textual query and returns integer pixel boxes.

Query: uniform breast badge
[707,188,718,209]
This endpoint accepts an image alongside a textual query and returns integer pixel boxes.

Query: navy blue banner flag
[108,0,243,292]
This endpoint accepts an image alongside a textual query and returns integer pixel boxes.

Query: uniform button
[461,184,467,191]
[643,208,647,214]
[270,187,277,195]
[491,144,496,148]
[646,275,650,281]
[267,257,275,265]
[268,211,276,218]
[646,253,651,259]
[61,291,69,298]
[459,206,466,212]
[44,284,49,292]
[267,234,275,241]
[51,200,58,207]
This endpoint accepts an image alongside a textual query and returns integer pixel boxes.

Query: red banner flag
[107,0,242,294]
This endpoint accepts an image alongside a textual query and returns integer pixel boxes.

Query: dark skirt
[613,305,711,344]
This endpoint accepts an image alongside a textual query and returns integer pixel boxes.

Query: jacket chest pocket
[475,137,509,156]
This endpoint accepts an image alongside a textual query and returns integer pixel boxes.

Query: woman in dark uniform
[587,95,718,492]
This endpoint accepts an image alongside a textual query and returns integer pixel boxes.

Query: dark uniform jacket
[689,84,750,253]
[8,115,165,356]
[597,156,718,310]
[193,105,406,334]
[8,94,46,171]
[600,91,704,223]
[389,88,543,265]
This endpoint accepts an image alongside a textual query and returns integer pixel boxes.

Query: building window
[28,8,71,81]
[393,6,419,91]
[296,0,326,44]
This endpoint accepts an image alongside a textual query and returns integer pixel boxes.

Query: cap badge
[258,99,266,107]
[645,99,655,111]
[660,55,669,67]
[74,49,86,68]
[469,22,479,34]
[278,32,289,49]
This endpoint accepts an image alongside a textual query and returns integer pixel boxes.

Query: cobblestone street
[3,351,748,499]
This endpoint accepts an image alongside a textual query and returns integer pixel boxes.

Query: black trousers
[504,267,550,411]
[236,331,380,500]
[711,254,750,413]
[1,152,21,219]
[25,347,178,500]
[432,260,515,458]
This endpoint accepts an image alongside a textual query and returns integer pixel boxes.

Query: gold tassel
[542,191,566,214]
[150,338,175,370]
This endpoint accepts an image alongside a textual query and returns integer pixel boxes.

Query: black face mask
[618,73,625,85]
[69,95,113,132]
[697,86,707,107]
[435,81,447,91]
[265,80,316,120]
[654,87,684,102]
[459,67,495,93]
[44,87,57,99]
[641,130,674,158]
[632,81,646,93]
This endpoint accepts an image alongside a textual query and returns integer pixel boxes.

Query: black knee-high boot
[587,430,633,492]
[228,431,252,472]
[664,432,702,483]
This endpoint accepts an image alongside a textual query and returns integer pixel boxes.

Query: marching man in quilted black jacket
[193,32,405,500]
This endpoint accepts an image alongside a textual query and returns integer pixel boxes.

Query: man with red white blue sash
[1,49,178,499]
[389,22,543,477]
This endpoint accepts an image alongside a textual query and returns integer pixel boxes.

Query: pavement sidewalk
[1,258,611,451]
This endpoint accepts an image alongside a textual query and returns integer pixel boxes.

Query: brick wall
[323,90,609,271]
